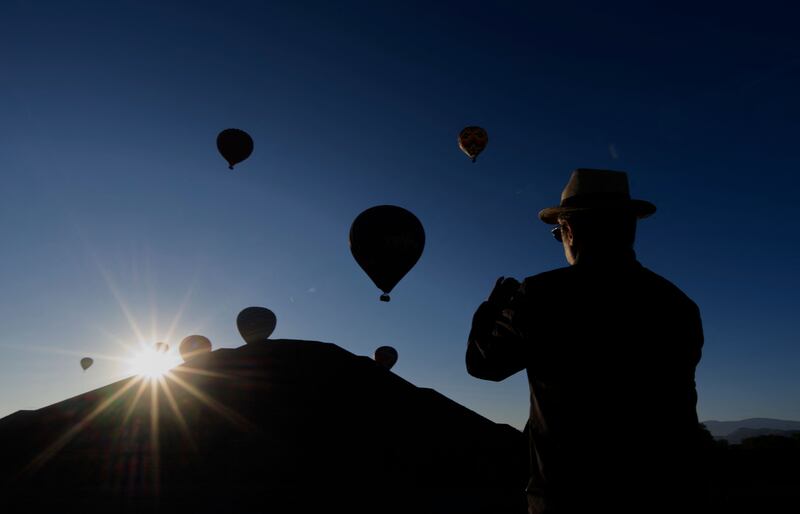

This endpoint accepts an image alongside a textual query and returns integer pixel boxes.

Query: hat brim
[538,199,656,224]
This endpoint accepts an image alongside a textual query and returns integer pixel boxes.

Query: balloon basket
[380,294,391,302]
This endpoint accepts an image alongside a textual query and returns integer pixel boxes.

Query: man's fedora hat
[538,169,656,224]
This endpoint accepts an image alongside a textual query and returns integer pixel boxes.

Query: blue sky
[1,1,798,428]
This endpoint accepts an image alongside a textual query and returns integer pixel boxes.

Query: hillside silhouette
[723,428,800,445]
[0,340,527,513]
[703,418,800,440]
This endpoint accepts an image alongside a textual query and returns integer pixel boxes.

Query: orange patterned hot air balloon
[458,126,488,163]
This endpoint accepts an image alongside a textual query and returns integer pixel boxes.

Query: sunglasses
[551,225,565,242]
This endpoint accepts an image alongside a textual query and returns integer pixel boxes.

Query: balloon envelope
[236,307,277,344]
[179,335,212,362]
[216,128,254,169]
[458,126,488,162]
[154,342,169,353]
[349,205,425,302]
[374,346,398,370]
[80,357,94,371]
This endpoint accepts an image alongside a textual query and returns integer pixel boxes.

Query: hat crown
[538,168,655,224]
[561,169,631,203]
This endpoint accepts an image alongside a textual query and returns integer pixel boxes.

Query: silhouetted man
[467,169,706,514]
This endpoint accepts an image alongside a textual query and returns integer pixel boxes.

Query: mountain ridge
[701,418,800,439]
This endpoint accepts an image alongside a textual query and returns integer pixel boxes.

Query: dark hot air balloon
[80,357,94,371]
[179,335,212,362]
[349,205,425,302]
[458,126,488,163]
[154,342,169,353]
[374,346,398,370]
[236,306,277,344]
[216,128,254,170]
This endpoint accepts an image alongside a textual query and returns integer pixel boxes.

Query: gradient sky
[1,1,798,429]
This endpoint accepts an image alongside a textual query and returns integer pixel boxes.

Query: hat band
[560,192,632,209]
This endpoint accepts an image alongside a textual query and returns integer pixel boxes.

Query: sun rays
[24,356,251,486]
[128,347,182,378]
[19,255,255,492]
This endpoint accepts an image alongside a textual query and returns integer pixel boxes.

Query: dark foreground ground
[705,438,800,513]
[0,340,797,513]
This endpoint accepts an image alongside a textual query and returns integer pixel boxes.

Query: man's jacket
[467,254,706,513]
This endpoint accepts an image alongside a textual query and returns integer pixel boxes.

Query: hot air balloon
[154,342,169,353]
[236,306,277,344]
[179,335,212,362]
[216,128,254,170]
[80,357,94,371]
[374,346,398,370]
[349,205,425,302]
[458,126,488,163]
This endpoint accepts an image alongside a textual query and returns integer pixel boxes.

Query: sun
[128,348,181,378]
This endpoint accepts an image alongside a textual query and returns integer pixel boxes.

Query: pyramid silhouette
[0,340,526,513]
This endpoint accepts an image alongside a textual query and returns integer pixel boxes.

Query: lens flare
[128,348,181,378]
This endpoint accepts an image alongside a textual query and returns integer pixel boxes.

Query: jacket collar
[573,248,640,268]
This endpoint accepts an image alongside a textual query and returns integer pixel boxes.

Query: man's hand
[467,276,526,382]
[487,276,521,307]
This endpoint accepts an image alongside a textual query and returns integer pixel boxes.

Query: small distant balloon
[179,335,212,362]
[216,128,254,170]
[236,307,277,344]
[349,205,425,302]
[154,342,169,353]
[80,357,94,371]
[458,126,488,163]
[374,346,398,370]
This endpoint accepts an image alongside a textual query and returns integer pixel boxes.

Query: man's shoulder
[638,266,700,311]
[520,266,575,290]
[519,264,700,312]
